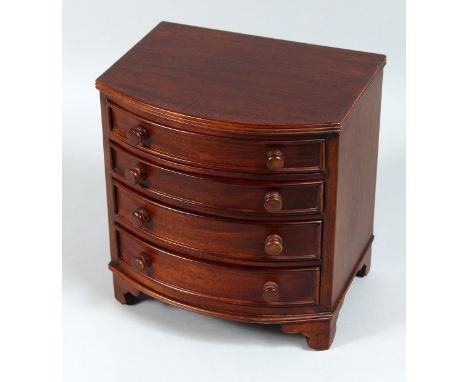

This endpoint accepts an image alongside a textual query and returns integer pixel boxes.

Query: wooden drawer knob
[266,149,284,171]
[124,167,146,185]
[130,207,151,228]
[130,254,151,273]
[262,281,280,303]
[264,234,283,256]
[126,126,149,145]
[264,191,282,212]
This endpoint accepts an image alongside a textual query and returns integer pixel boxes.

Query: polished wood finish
[263,191,283,213]
[264,234,283,256]
[130,254,151,274]
[113,273,142,305]
[96,21,385,131]
[113,181,322,262]
[266,149,285,171]
[262,282,280,303]
[108,102,325,173]
[281,305,340,351]
[110,143,324,219]
[130,207,150,228]
[97,22,385,350]
[330,71,383,306]
[126,125,148,146]
[124,166,146,186]
[117,229,320,306]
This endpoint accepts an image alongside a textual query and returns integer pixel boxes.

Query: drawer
[111,145,324,217]
[113,182,322,261]
[117,229,320,306]
[109,103,325,174]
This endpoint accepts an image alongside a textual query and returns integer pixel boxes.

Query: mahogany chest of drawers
[96,21,385,350]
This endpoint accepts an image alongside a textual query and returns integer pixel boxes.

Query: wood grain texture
[117,229,320,307]
[96,21,386,350]
[96,21,385,133]
[110,143,324,219]
[109,102,325,173]
[330,72,383,307]
[113,181,322,262]
[110,257,324,319]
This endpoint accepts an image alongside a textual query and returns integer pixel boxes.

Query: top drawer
[108,103,325,174]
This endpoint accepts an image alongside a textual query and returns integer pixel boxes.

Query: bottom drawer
[117,229,320,306]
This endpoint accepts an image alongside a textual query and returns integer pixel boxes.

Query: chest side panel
[331,71,384,306]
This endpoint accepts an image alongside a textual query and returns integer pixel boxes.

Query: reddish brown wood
[99,93,119,265]
[262,282,280,303]
[330,71,383,306]
[96,21,385,132]
[264,234,283,256]
[281,308,340,351]
[110,134,328,181]
[130,207,151,228]
[96,22,385,350]
[113,273,142,304]
[124,166,146,185]
[110,257,321,318]
[263,191,283,213]
[111,143,324,219]
[266,149,285,171]
[108,102,325,174]
[126,125,148,146]
[117,229,320,306]
[113,181,322,262]
[130,254,151,274]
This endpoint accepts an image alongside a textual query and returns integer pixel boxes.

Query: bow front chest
[96,21,385,350]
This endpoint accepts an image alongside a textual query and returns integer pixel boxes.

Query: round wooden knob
[266,149,284,171]
[262,281,280,303]
[264,191,282,213]
[126,126,149,145]
[130,207,151,228]
[130,255,151,273]
[124,167,146,185]
[265,234,283,256]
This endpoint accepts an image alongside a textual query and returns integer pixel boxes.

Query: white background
[62,1,405,381]
[6,1,468,382]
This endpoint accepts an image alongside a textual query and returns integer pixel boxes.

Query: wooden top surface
[96,22,385,130]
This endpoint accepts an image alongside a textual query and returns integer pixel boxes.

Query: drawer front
[111,145,324,216]
[109,104,325,173]
[113,182,322,261]
[117,229,320,306]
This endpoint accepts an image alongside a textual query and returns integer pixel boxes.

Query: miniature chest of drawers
[96,21,385,350]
